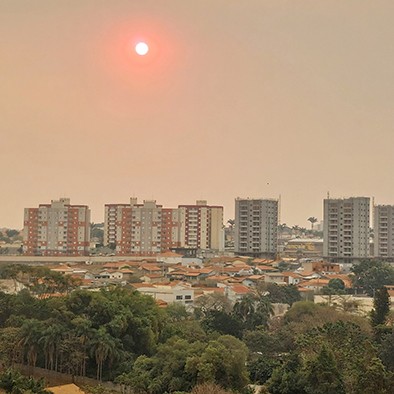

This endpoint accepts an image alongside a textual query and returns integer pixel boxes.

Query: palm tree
[90,327,118,381]
[39,324,63,371]
[18,319,44,369]
[291,225,301,236]
[72,317,94,376]
[233,294,256,323]
[233,293,273,330]
[307,217,318,230]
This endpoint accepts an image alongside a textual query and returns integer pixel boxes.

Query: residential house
[225,284,253,303]
[132,282,194,307]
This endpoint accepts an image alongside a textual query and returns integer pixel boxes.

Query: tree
[380,330,394,371]
[233,294,273,330]
[5,229,19,238]
[307,217,318,230]
[202,310,243,338]
[18,319,45,368]
[121,337,204,393]
[268,353,306,394]
[0,327,23,367]
[303,345,345,394]
[39,323,64,371]
[194,293,232,317]
[186,335,249,391]
[291,225,301,234]
[278,224,289,233]
[248,356,280,385]
[351,260,394,296]
[371,287,390,327]
[355,357,393,394]
[0,369,51,394]
[90,327,119,381]
[295,320,378,392]
[90,223,104,244]
[322,279,346,296]
[259,283,301,306]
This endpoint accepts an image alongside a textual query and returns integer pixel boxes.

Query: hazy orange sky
[1,1,394,229]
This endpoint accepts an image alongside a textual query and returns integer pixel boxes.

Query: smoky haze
[1,0,394,229]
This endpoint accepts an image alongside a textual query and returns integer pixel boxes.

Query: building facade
[23,198,90,256]
[104,198,224,255]
[323,197,370,262]
[234,198,279,258]
[161,208,182,251]
[374,205,394,260]
[130,199,162,255]
[178,200,224,251]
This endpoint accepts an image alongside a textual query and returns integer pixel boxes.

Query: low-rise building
[133,282,194,307]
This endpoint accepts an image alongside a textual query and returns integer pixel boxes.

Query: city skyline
[2,1,394,229]
[17,193,388,231]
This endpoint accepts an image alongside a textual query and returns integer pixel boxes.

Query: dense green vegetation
[0,264,392,393]
[0,369,51,394]
[351,260,394,296]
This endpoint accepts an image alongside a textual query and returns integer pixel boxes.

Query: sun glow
[135,42,149,56]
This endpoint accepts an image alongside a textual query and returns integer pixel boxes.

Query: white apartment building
[374,205,394,260]
[323,197,370,262]
[234,198,279,258]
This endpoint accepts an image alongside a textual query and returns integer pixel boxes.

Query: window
[176,295,183,300]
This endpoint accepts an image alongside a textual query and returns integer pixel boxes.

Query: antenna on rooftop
[327,191,330,199]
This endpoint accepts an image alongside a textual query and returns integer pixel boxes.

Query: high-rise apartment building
[104,198,224,255]
[234,198,279,258]
[161,208,182,251]
[374,205,394,260]
[130,199,162,255]
[104,199,163,255]
[23,198,90,256]
[323,197,370,262]
[179,201,224,251]
[104,203,131,249]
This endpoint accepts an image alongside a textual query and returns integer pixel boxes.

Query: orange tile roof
[140,264,162,271]
[103,262,131,268]
[158,251,183,257]
[230,285,252,294]
[142,274,165,279]
[298,279,330,287]
[281,271,302,278]
[132,283,156,289]
[257,265,277,271]
[245,275,264,280]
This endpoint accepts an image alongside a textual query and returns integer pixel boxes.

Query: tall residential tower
[234,198,279,258]
[23,198,90,256]
[374,204,394,260]
[104,198,224,255]
[323,197,370,262]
